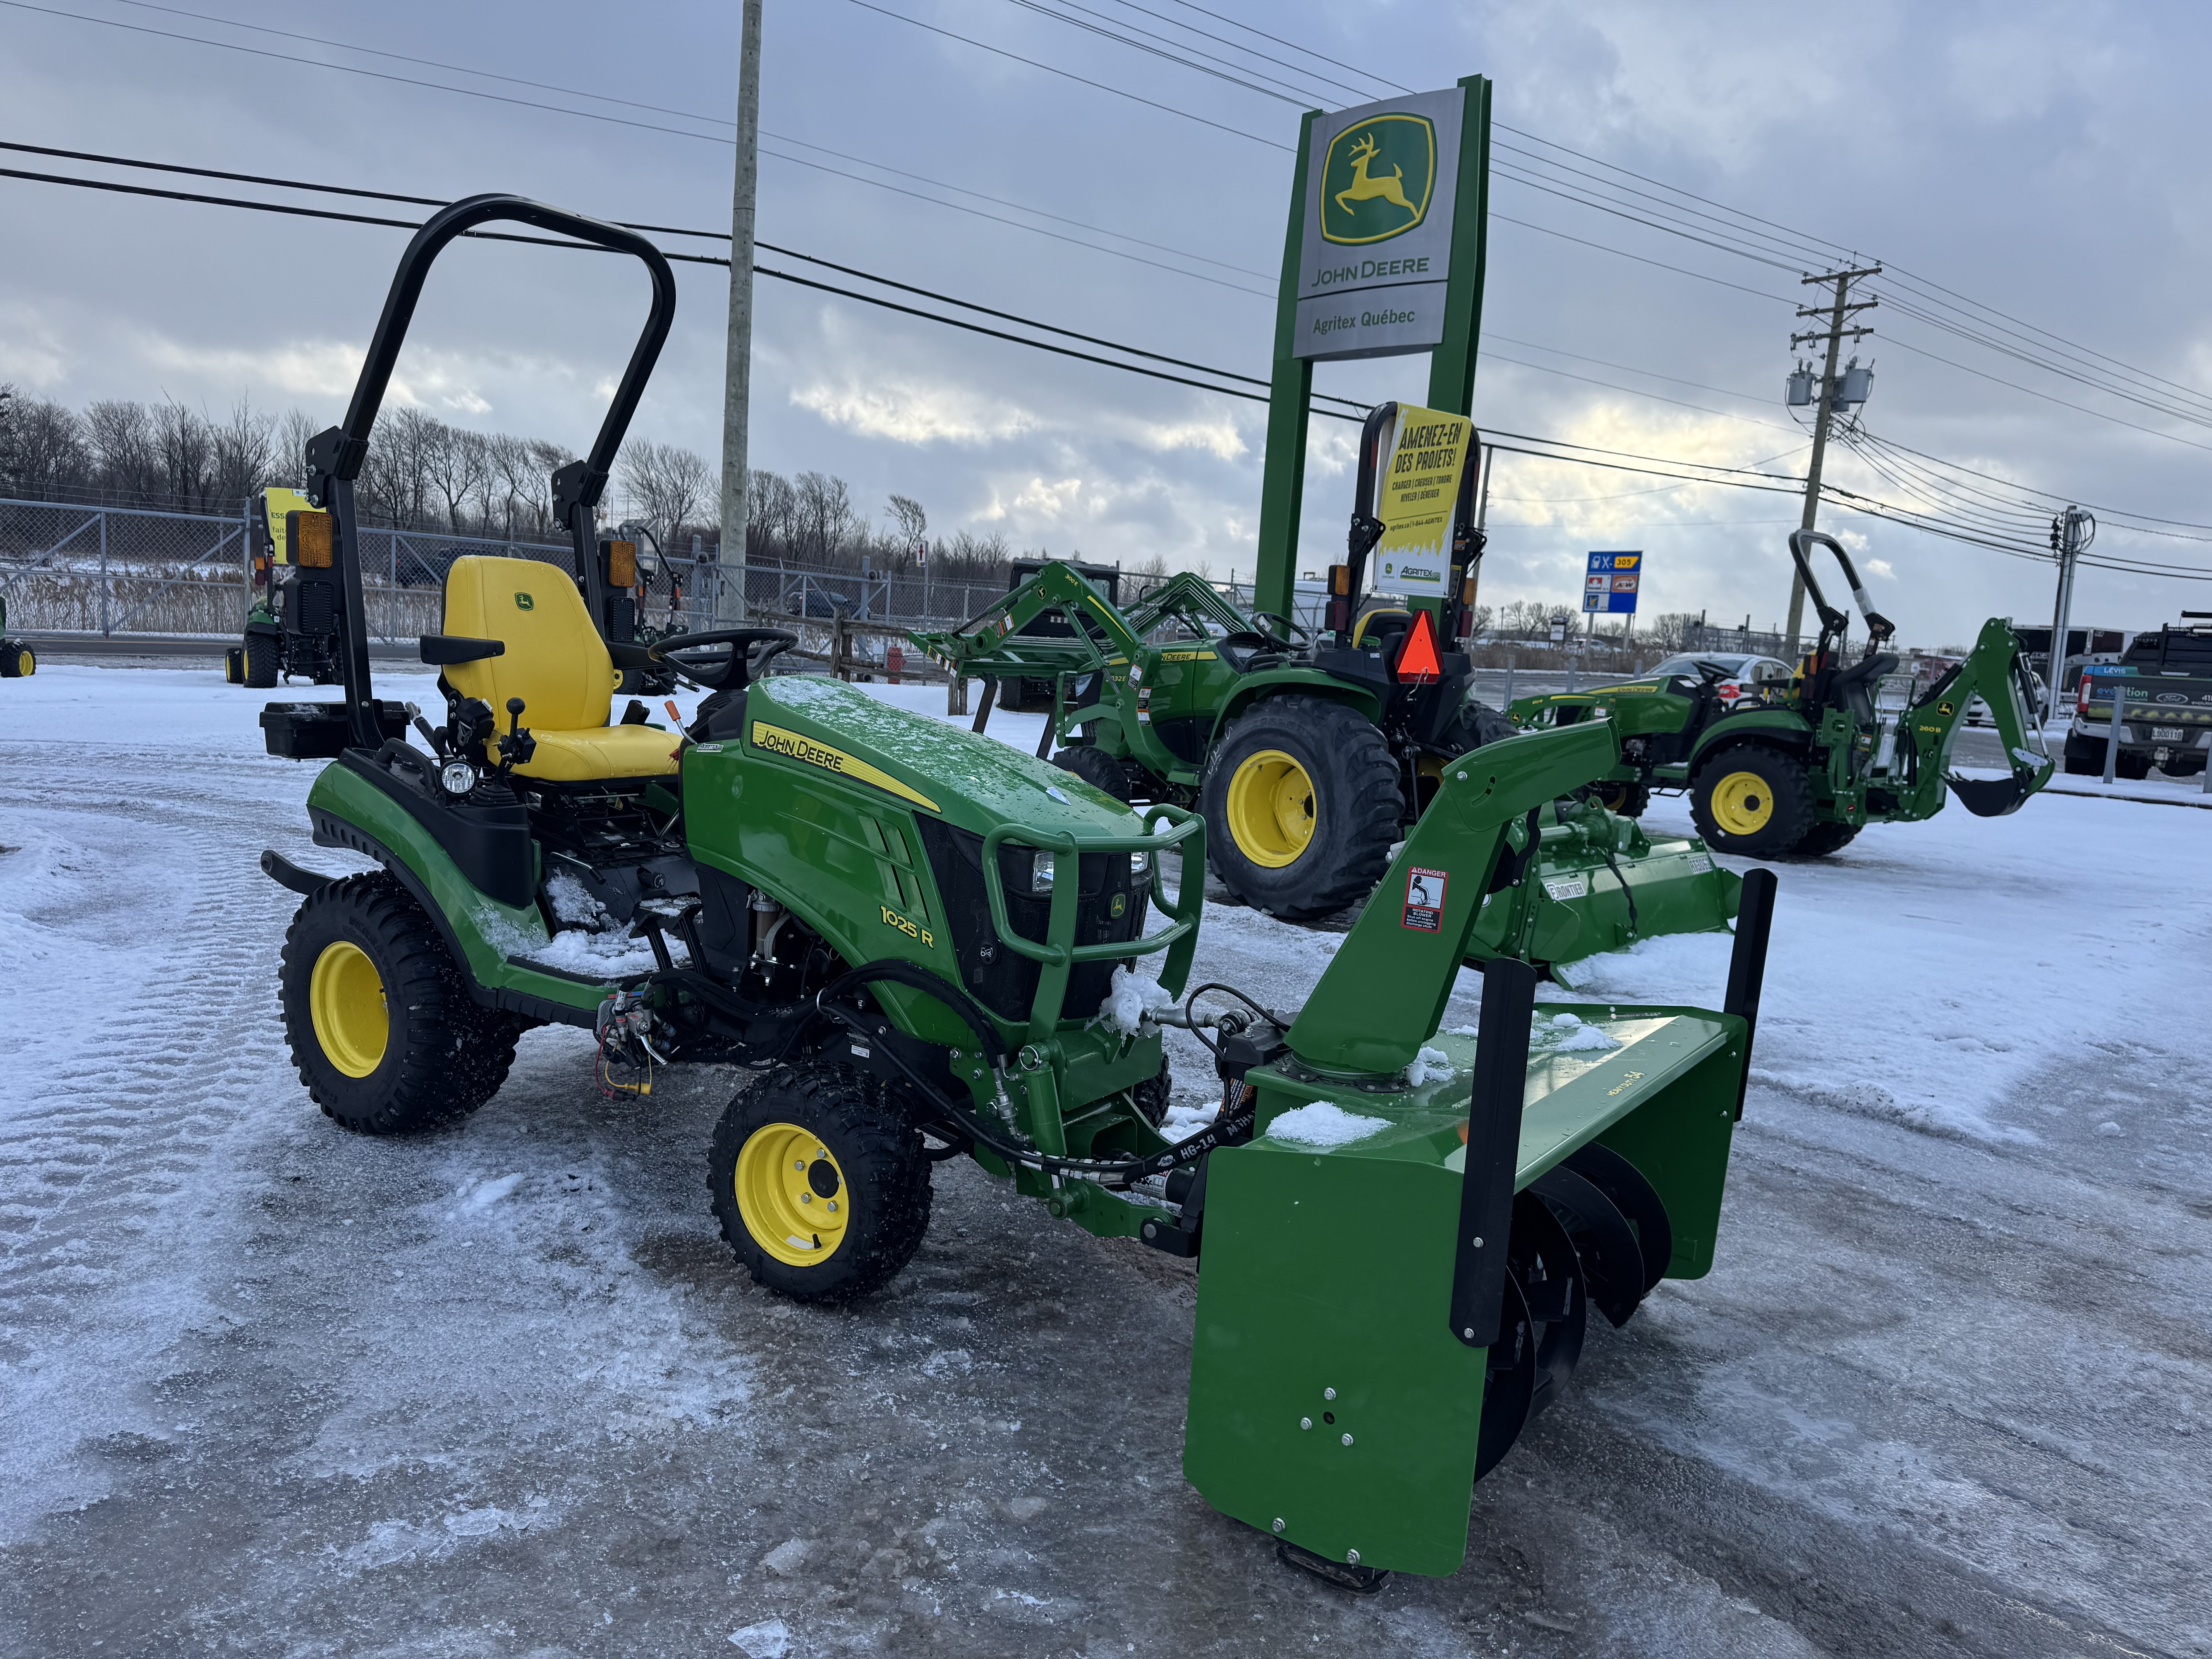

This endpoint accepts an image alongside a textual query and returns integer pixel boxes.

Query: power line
[10,148,2210,581]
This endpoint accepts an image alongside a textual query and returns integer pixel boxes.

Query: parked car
[1645,651,1794,707]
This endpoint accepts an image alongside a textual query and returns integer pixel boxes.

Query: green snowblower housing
[251,191,1776,1589]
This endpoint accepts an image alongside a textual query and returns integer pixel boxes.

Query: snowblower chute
[1183,718,1773,1583]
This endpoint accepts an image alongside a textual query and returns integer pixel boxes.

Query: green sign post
[1254,76,1492,620]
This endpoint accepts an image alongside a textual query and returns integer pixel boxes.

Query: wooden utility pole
[1785,265,1879,654]
[717,0,764,623]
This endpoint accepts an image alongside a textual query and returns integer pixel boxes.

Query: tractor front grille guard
[978,805,1205,1041]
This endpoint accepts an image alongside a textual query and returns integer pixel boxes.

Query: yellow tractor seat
[439,555,678,781]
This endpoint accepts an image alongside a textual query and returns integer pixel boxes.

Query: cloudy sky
[5,0,2211,646]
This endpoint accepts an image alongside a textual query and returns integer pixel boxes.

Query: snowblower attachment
[1182,718,1773,1582]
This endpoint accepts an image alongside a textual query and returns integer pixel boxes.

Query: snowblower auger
[1181,716,1774,1585]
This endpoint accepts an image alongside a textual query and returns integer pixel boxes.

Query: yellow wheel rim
[1224,748,1316,869]
[14,649,31,677]
[309,939,388,1078]
[734,1123,850,1267]
[1710,770,1774,836]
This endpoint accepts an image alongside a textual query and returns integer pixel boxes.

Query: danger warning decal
[1402,866,1449,932]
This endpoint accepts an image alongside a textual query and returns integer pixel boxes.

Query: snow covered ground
[2,661,2207,1657]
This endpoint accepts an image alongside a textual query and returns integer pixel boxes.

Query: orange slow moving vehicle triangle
[1394,608,1444,684]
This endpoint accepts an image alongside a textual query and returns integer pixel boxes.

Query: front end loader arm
[908,563,1143,677]
[1913,617,2054,819]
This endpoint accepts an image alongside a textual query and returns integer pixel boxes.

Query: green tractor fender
[299,756,596,1024]
[1209,667,1383,747]
[1681,709,1815,775]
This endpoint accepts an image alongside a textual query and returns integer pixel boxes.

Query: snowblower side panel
[1185,1011,1741,1575]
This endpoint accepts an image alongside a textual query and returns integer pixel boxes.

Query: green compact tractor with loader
[1511,529,2054,857]
[913,402,1740,978]
[254,193,1779,1588]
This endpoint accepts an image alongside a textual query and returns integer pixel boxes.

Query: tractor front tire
[1202,695,1402,921]
[1445,699,1520,752]
[1052,742,1133,804]
[243,632,279,689]
[280,873,519,1133]
[710,1065,932,1304]
[1690,744,1815,858]
[1790,821,1860,857]
[1132,1059,1171,1128]
[0,639,33,678]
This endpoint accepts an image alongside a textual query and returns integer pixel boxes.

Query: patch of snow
[457,1173,526,1213]
[1098,963,1174,1036]
[1405,1045,1455,1086]
[544,871,612,930]
[1159,1097,1220,1141]
[1266,1101,1389,1148]
[1536,1012,1620,1054]
[729,1618,792,1657]
[760,1539,814,1577]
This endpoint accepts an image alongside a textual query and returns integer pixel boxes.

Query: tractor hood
[736,674,1146,835]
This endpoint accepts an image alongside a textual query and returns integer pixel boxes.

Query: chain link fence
[2,494,1317,652]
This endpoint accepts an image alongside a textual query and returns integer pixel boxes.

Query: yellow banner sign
[1374,405,1473,599]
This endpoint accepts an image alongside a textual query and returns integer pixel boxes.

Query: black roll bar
[302,193,678,748]
[1787,528,1895,662]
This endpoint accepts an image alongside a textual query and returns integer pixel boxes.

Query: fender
[1683,709,1816,772]
[302,757,600,1025]
[1211,666,1383,743]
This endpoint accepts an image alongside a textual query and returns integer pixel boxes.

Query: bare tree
[0,388,88,498]
[746,467,796,561]
[887,493,927,544]
[792,470,855,563]
[275,408,321,488]
[618,439,714,549]
[423,422,489,533]
[209,396,276,505]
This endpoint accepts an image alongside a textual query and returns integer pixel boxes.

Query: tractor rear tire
[243,632,279,689]
[280,873,520,1133]
[1689,744,1815,858]
[1790,821,1860,857]
[1052,742,1133,804]
[710,1063,932,1304]
[1202,695,1402,921]
[1445,699,1519,752]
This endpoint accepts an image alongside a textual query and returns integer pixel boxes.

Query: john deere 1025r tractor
[256,193,1778,1587]
[1511,529,2054,857]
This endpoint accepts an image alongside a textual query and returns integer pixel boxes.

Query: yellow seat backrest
[441,555,618,730]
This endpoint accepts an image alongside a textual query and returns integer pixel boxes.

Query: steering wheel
[1248,609,1313,651]
[646,627,798,691]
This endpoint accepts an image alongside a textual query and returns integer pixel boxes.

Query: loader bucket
[1183,870,1776,1583]
[1467,798,1741,981]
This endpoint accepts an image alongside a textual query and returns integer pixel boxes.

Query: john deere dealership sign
[1295,86,1468,361]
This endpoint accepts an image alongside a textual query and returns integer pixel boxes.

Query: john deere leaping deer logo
[1321,113,1436,246]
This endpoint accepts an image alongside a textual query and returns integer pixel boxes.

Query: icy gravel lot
[2,662,2207,1659]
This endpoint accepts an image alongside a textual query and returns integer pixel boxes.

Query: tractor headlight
[440,760,478,795]
[1024,850,1055,895]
